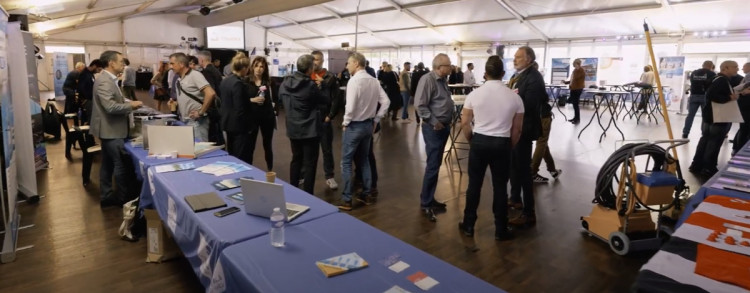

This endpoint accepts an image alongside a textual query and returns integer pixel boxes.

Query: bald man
[690,60,740,177]
[63,62,86,114]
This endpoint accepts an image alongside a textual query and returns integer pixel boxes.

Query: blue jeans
[420,123,451,207]
[186,116,210,142]
[682,94,704,136]
[100,138,127,201]
[341,120,374,201]
[400,91,411,119]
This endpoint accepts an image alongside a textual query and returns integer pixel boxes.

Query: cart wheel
[609,231,630,256]
[581,220,589,230]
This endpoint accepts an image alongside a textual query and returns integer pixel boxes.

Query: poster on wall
[657,56,686,106]
[52,53,67,97]
[597,57,626,85]
[550,58,570,84]
[22,31,46,170]
[580,58,599,86]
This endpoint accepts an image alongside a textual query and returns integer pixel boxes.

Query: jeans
[355,138,377,189]
[400,91,411,119]
[100,138,127,201]
[227,131,254,165]
[186,116,210,142]
[531,116,556,174]
[420,122,451,207]
[463,134,511,232]
[320,121,335,179]
[290,137,320,194]
[510,138,534,216]
[569,89,583,120]
[249,118,275,171]
[682,94,704,136]
[691,122,731,172]
[341,120,373,201]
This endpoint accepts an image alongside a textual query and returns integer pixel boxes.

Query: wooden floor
[0,91,729,293]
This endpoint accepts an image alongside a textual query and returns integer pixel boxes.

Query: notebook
[184,192,227,213]
[239,178,310,222]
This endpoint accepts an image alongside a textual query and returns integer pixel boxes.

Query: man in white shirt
[336,52,390,211]
[458,56,524,241]
[464,63,476,85]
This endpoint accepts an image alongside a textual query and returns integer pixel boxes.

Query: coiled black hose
[594,143,671,209]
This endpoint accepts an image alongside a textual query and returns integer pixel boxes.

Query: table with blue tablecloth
[210,213,504,293]
[124,141,228,208]
[147,155,339,288]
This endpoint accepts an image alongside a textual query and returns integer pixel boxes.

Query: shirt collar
[431,71,446,81]
[102,69,118,80]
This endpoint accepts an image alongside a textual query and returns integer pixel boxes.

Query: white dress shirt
[343,69,390,126]
[464,69,476,85]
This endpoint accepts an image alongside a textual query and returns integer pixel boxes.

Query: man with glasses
[415,53,454,221]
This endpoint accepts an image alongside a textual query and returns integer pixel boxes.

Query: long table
[210,213,505,293]
[124,141,228,208]
[147,156,339,287]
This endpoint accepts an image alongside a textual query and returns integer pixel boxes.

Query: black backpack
[43,103,61,140]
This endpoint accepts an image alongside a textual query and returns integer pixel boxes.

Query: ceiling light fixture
[199,5,211,16]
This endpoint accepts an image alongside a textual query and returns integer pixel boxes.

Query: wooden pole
[643,22,679,160]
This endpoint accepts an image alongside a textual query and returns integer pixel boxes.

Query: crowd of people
[66,46,575,240]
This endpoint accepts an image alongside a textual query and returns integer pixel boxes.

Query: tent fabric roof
[7,0,750,49]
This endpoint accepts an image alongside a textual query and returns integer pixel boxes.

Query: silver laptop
[239,178,310,222]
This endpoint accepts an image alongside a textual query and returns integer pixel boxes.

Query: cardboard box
[144,209,181,263]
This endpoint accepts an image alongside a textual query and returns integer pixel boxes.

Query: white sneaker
[326,178,338,190]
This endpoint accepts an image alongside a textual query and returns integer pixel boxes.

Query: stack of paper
[195,161,251,176]
[154,162,196,173]
[316,252,368,277]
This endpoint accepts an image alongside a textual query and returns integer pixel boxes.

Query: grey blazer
[90,71,132,139]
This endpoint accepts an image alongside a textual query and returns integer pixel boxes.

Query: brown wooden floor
[0,91,728,293]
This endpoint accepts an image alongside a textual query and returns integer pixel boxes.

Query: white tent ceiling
[3,0,749,49]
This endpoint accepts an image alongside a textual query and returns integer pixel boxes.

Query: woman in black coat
[245,56,277,171]
[219,53,253,164]
[378,64,403,120]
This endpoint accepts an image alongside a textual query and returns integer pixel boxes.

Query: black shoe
[83,179,91,187]
[688,164,702,173]
[422,207,437,222]
[682,133,688,139]
[571,119,580,124]
[495,231,514,241]
[429,200,447,209]
[700,168,718,178]
[354,195,373,206]
[336,200,353,211]
[65,153,72,160]
[100,197,122,208]
[458,222,474,237]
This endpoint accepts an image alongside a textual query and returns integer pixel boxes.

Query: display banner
[22,31,46,170]
[580,58,599,87]
[9,23,38,201]
[0,7,19,264]
[551,58,570,84]
[52,53,67,97]
[658,56,686,107]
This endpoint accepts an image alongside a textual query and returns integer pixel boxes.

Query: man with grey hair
[415,53,454,221]
[170,52,217,142]
[279,54,327,194]
[90,50,143,207]
[63,62,86,114]
[197,50,225,145]
[335,52,390,211]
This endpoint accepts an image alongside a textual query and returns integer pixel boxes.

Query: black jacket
[279,71,327,139]
[411,69,429,97]
[77,68,96,101]
[316,69,342,120]
[703,74,734,124]
[63,70,79,97]
[511,65,548,141]
[248,80,276,123]
[219,74,252,134]
[202,64,223,98]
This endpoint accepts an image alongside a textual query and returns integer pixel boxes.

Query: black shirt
[202,64,223,98]
[689,68,716,95]
[702,74,734,124]
[77,68,96,101]
[248,80,276,121]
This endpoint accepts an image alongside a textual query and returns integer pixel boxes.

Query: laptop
[239,178,310,222]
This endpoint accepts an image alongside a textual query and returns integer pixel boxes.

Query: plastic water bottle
[270,207,285,247]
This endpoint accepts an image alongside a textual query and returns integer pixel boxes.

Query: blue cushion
[637,171,680,187]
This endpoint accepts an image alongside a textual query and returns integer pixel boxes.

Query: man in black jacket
[311,50,342,190]
[690,60,742,177]
[682,61,716,138]
[197,50,225,145]
[507,46,545,227]
[411,62,429,125]
[733,62,750,153]
[77,59,102,124]
[279,55,328,194]
[219,53,252,163]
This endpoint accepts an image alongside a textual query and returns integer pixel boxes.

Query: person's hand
[130,101,143,109]
[188,109,202,119]
[342,126,347,131]
[731,93,739,100]
[742,88,750,95]
[251,96,265,104]
[324,116,331,123]
[433,122,445,131]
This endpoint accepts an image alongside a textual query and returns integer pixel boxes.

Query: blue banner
[53,53,67,97]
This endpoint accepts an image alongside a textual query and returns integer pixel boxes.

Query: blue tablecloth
[124,141,228,208]
[210,213,504,293]
[147,156,339,288]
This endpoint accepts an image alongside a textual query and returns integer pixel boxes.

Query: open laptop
[239,178,310,222]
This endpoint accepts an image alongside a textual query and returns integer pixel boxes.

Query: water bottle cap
[273,207,280,212]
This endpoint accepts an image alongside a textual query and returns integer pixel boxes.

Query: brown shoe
[507,200,523,210]
[336,200,353,211]
[509,214,536,227]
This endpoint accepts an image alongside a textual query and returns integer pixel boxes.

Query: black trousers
[692,122,731,173]
[320,121,335,179]
[733,108,750,152]
[209,115,225,146]
[248,118,275,171]
[568,89,583,120]
[510,138,534,216]
[463,134,511,232]
[227,131,254,166]
[290,137,320,194]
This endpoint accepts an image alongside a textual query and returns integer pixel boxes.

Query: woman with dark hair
[151,62,170,112]
[219,52,253,163]
[246,56,276,171]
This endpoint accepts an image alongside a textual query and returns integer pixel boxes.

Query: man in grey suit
[90,51,143,208]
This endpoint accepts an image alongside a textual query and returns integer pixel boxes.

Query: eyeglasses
[438,64,451,68]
